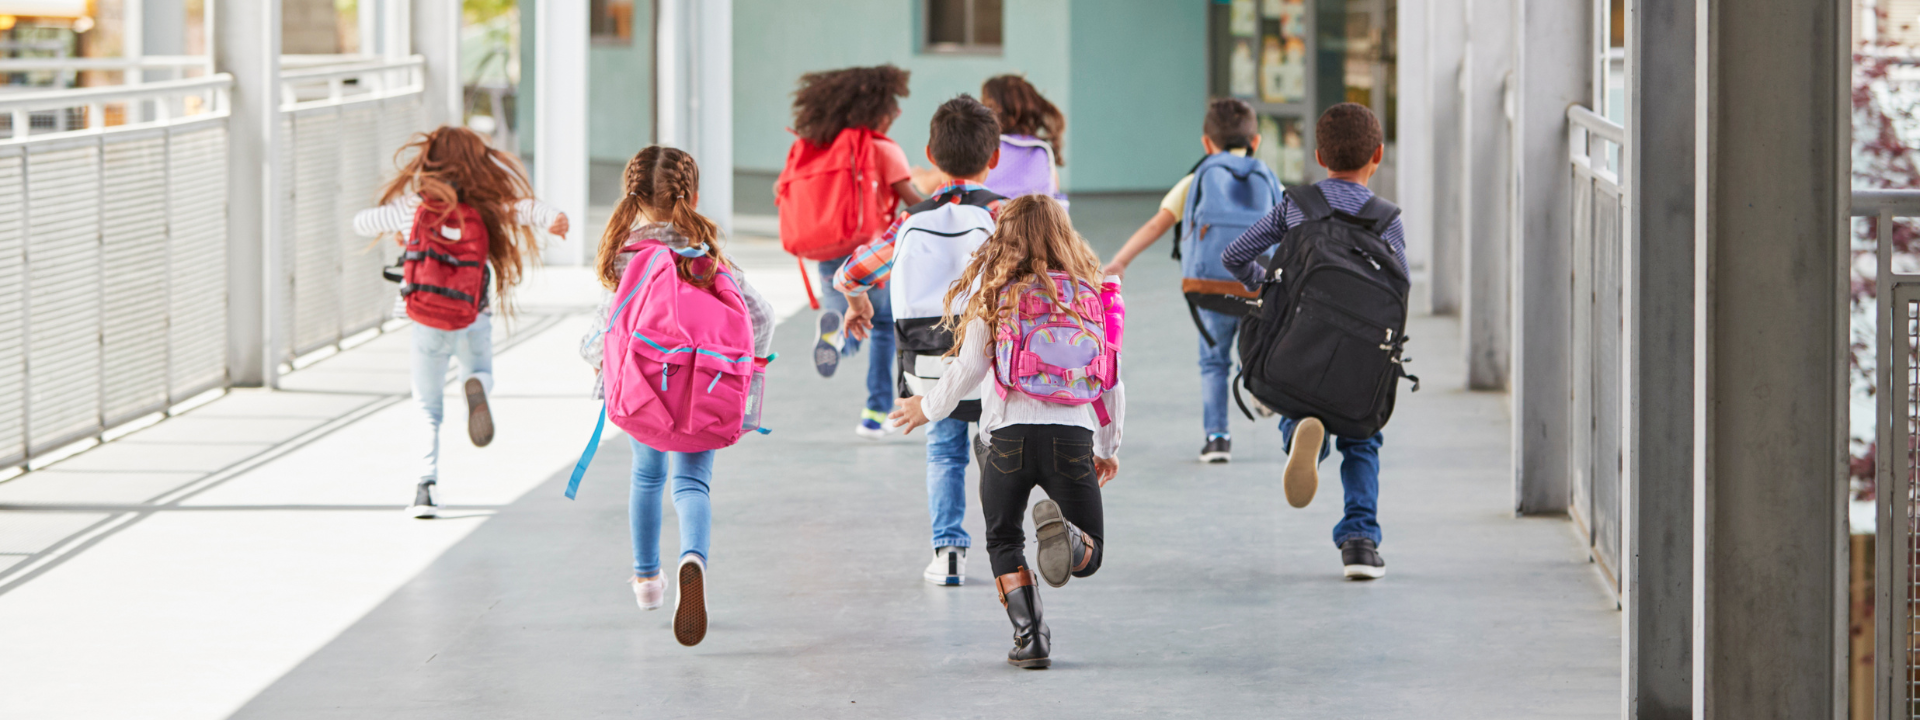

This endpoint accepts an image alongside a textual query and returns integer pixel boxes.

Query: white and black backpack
[890,187,1004,422]
[1235,184,1417,438]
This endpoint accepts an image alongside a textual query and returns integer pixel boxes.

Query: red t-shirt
[870,135,912,208]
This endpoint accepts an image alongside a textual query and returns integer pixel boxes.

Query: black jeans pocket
[989,436,1024,474]
[1053,438,1093,481]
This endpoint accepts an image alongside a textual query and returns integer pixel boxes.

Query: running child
[1100,98,1280,464]
[581,146,776,645]
[979,74,1067,204]
[352,126,568,519]
[1221,102,1406,580]
[776,64,924,438]
[891,194,1125,670]
[834,95,1005,587]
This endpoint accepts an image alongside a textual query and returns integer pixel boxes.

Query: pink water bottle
[1100,275,1126,351]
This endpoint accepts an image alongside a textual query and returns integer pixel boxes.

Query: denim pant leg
[410,325,458,483]
[864,284,896,414]
[1195,308,1241,438]
[816,257,857,353]
[670,449,715,565]
[1331,433,1384,547]
[629,439,716,576]
[925,417,972,548]
[452,313,495,394]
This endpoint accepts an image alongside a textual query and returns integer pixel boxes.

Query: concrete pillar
[1460,0,1513,390]
[213,0,281,387]
[533,0,588,264]
[1692,0,1847,714]
[656,0,734,240]
[411,0,462,128]
[1624,0,1695,715]
[1396,0,1431,301]
[1426,0,1467,316]
[1509,0,1587,515]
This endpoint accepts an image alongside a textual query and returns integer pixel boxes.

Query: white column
[534,0,588,265]
[1460,0,1514,390]
[1396,0,1431,296]
[1426,0,1468,316]
[411,0,462,128]
[657,0,734,239]
[213,0,282,387]
[1693,0,1847,713]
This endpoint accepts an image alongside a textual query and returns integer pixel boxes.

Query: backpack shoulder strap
[960,188,1007,208]
[1353,196,1402,233]
[1284,184,1334,223]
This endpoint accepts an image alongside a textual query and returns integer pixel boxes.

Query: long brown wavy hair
[940,195,1102,357]
[981,75,1065,166]
[377,126,540,314]
[595,146,730,289]
[790,64,911,147]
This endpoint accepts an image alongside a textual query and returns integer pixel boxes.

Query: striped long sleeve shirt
[351,195,564,239]
[1219,178,1408,292]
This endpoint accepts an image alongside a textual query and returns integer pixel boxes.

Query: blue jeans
[410,315,493,482]
[818,257,895,415]
[1195,307,1241,438]
[628,437,713,577]
[1278,416,1383,547]
[925,417,972,548]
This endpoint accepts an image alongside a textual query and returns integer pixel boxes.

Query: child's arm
[1220,204,1291,291]
[352,195,420,238]
[833,214,910,340]
[890,318,994,434]
[1101,208,1177,279]
[513,198,570,237]
[1094,380,1124,465]
[735,273,778,358]
[892,179,926,207]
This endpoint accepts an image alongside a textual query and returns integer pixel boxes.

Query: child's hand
[1100,259,1128,279]
[844,293,876,341]
[889,396,931,435]
[549,213,570,237]
[1094,456,1119,486]
[909,165,946,196]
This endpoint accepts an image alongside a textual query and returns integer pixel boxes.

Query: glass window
[592,0,635,44]
[924,0,1002,55]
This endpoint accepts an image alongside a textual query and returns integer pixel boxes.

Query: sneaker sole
[1344,564,1385,580]
[855,426,886,440]
[407,504,437,519]
[1008,657,1052,669]
[813,313,842,378]
[923,571,963,586]
[465,377,493,448]
[1199,452,1231,464]
[1032,500,1071,588]
[1285,418,1324,508]
[673,560,707,646]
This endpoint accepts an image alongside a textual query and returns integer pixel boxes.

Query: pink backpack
[992,272,1123,424]
[567,239,764,498]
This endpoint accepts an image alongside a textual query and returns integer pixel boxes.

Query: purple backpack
[984,135,1065,202]
[992,272,1121,424]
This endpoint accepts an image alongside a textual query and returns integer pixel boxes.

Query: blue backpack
[1173,152,1282,344]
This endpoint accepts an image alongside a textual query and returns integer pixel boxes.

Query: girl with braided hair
[581,146,775,646]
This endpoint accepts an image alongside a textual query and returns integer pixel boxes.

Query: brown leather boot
[996,568,1051,669]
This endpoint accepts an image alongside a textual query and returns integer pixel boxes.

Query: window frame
[920,0,1003,57]
[591,0,636,46]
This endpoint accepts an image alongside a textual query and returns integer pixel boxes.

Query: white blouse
[920,318,1126,459]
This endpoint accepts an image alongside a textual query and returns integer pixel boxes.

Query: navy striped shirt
[1219,179,1408,291]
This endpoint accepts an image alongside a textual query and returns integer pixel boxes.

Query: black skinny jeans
[977,424,1106,578]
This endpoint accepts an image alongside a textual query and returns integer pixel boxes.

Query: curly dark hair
[791,65,911,147]
[981,75,1064,166]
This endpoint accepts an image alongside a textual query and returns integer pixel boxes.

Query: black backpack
[1234,184,1418,438]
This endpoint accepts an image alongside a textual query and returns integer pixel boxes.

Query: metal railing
[1866,189,1920,720]
[273,56,427,365]
[0,74,234,469]
[1566,104,1628,598]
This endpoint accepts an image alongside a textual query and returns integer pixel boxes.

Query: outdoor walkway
[0,195,1617,718]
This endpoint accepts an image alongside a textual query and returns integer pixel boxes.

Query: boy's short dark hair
[1203,98,1258,150]
[928,94,1001,177]
[1315,102,1383,172]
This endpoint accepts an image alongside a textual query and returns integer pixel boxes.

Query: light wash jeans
[817,256,896,415]
[1195,307,1242,438]
[1278,416,1384,547]
[629,437,713,577]
[925,417,972,549]
[411,316,493,483]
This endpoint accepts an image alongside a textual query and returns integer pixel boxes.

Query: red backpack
[775,127,895,262]
[401,200,490,330]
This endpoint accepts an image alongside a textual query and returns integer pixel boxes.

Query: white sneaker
[672,554,708,646]
[923,546,966,586]
[630,575,665,610]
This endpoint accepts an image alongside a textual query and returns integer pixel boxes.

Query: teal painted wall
[1067,0,1207,193]
[515,0,656,164]
[730,0,1072,186]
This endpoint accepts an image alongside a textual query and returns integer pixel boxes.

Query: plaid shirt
[831,180,1003,295]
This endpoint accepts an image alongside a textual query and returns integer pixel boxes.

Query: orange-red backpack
[400,200,490,330]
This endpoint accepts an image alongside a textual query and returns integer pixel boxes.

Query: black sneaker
[1340,538,1384,580]
[408,481,438,519]
[1199,436,1231,463]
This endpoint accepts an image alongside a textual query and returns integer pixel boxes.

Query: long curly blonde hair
[940,195,1103,357]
